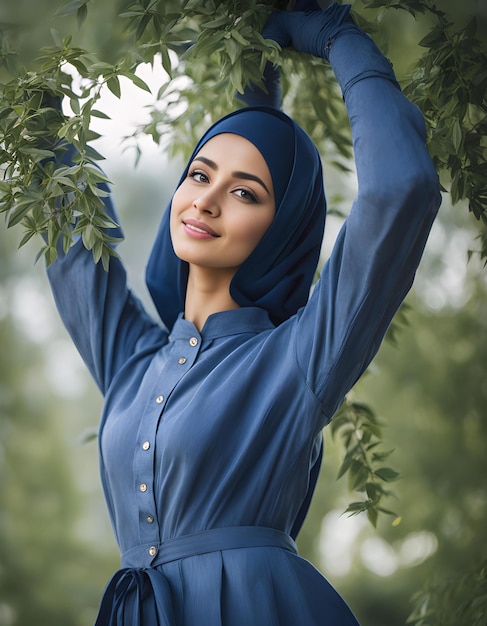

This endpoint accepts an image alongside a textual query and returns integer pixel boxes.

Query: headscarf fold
[146,106,326,329]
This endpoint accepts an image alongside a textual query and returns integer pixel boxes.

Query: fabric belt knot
[95,526,297,625]
[95,566,175,626]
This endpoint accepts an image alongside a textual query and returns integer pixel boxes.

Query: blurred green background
[1,0,486,624]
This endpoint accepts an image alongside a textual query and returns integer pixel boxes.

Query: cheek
[169,185,186,226]
[169,198,180,244]
[171,187,183,215]
[249,210,275,239]
[237,215,273,252]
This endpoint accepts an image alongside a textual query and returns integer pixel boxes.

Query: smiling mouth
[183,220,220,237]
[186,223,211,234]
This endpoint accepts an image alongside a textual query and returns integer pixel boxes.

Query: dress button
[142,441,150,451]
[155,395,164,404]
[178,357,187,365]
[139,483,148,492]
[148,546,157,557]
[146,515,154,524]
[189,337,198,347]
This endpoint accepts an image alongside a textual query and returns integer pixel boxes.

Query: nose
[193,189,221,216]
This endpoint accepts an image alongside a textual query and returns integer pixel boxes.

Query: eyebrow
[192,156,271,195]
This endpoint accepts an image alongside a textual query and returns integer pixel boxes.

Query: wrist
[328,29,399,97]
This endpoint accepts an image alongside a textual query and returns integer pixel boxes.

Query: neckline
[169,307,275,341]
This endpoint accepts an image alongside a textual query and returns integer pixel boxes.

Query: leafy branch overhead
[0,0,486,267]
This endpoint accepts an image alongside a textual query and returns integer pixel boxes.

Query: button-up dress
[46,24,441,626]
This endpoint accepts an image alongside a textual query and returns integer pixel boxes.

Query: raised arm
[265,3,441,424]
[45,143,164,395]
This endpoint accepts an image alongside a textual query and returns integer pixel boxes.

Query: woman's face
[170,133,276,277]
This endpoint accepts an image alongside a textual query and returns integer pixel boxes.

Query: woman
[46,2,441,624]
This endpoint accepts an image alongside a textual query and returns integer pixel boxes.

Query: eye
[188,169,209,184]
[234,188,258,203]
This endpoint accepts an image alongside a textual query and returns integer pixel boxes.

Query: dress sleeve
[236,61,283,109]
[293,29,441,423]
[46,169,164,396]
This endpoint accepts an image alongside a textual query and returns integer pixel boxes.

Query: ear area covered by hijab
[145,106,327,330]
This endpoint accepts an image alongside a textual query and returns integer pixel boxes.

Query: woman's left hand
[262,1,353,60]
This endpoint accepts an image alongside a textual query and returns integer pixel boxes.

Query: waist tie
[95,526,297,626]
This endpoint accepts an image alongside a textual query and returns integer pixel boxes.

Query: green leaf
[34,244,49,265]
[90,109,111,120]
[107,76,121,98]
[225,38,240,65]
[367,506,378,527]
[160,46,172,76]
[375,467,401,483]
[231,30,249,47]
[90,61,116,73]
[201,16,229,29]
[45,245,58,266]
[371,448,396,462]
[70,98,80,115]
[82,165,110,184]
[361,420,383,439]
[136,14,153,42]
[125,72,151,93]
[351,463,370,491]
[77,4,89,28]
[56,0,89,17]
[365,482,381,502]
[119,8,145,19]
[419,25,446,49]
[20,147,55,160]
[344,501,369,517]
[48,28,63,47]
[7,198,36,227]
[92,238,104,263]
[81,224,95,249]
[451,119,463,152]
[18,228,37,248]
[229,60,244,93]
[84,145,107,161]
[336,443,361,479]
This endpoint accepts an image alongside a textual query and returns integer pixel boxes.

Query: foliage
[0,0,281,270]
[396,1,487,266]
[357,0,487,263]
[330,397,400,528]
[408,560,487,626]
[0,0,484,267]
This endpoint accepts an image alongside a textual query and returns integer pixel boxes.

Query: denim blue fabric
[262,2,355,61]
[46,10,441,626]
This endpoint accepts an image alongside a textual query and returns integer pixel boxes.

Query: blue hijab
[146,106,326,329]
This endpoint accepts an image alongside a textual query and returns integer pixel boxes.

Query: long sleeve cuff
[328,28,399,98]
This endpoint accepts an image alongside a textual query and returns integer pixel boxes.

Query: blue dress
[46,24,441,626]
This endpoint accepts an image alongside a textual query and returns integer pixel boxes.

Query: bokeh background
[1,1,486,624]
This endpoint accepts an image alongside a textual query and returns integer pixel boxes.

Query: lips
[183,218,220,238]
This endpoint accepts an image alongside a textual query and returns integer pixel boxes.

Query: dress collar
[169,307,275,342]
